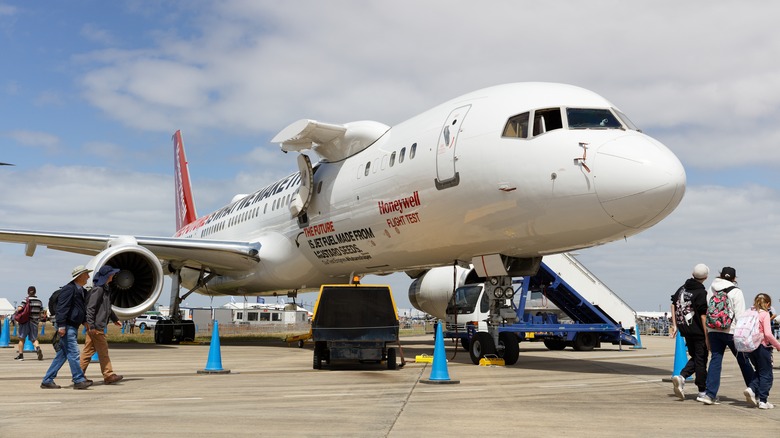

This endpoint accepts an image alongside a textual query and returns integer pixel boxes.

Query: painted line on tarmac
[116,397,203,402]
[416,387,484,393]
[0,401,61,406]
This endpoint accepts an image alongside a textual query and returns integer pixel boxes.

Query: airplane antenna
[575,142,591,173]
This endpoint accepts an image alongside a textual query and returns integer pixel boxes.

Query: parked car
[134,314,165,330]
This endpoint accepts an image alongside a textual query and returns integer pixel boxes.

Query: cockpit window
[533,108,563,136]
[502,112,529,138]
[613,108,640,131]
[567,108,623,129]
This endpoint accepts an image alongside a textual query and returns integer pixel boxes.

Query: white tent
[0,298,15,317]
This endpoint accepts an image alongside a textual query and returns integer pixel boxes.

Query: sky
[1,1,779,316]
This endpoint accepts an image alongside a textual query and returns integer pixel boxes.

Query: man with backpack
[670,264,710,400]
[40,265,94,390]
[697,266,756,405]
[13,286,44,361]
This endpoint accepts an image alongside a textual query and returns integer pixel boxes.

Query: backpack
[48,288,63,317]
[733,308,763,352]
[13,298,31,324]
[706,286,736,330]
[674,285,695,336]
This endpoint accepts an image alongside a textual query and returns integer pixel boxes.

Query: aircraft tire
[469,332,496,365]
[498,332,520,365]
[387,347,397,370]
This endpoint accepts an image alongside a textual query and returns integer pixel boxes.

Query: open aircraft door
[435,105,470,190]
[289,153,314,219]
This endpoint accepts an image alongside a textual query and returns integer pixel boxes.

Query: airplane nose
[593,134,686,229]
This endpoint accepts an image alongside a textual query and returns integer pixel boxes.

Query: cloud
[4,130,60,153]
[80,23,116,46]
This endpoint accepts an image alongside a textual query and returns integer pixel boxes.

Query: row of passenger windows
[200,191,301,238]
[502,107,638,139]
[362,143,418,177]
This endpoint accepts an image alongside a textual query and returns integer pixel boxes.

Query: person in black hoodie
[669,263,710,400]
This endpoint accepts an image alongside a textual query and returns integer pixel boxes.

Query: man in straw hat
[40,265,94,390]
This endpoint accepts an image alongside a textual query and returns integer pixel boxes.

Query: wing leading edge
[0,229,260,272]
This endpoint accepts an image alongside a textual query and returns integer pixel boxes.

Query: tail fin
[173,130,198,232]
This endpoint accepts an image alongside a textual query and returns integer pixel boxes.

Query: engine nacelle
[85,242,164,320]
[408,266,479,319]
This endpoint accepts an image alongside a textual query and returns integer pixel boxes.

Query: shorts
[18,321,39,342]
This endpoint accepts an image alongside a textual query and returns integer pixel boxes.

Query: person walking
[13,286,44,361]
[698,267,755,405]
[670,264,710,400]
[743,293,780,409]
[40,265,93,390]
[80,265,124,385]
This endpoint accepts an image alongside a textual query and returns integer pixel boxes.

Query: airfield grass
[9,321,429,346]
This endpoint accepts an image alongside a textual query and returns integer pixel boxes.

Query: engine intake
[408,266,479,319]
[86,243,164,319]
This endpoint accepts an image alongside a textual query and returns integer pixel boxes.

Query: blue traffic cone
[198,320,230,374]
[23,336,36,352]
[421,321,459,384]
[91,350,99,361]
[40,323,45,336]
[13,324,17,337]
[0,318,11,348]
[672,331,688,378]
[140,325,145,334]
[632,323,645,349]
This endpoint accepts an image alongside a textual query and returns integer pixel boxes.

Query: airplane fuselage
[175,83,685,295]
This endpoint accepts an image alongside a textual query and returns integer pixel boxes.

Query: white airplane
[0,82,685,354]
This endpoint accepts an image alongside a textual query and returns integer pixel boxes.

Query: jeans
[748,345,774,403]
[42,325,87,384]
[705,331,755,398]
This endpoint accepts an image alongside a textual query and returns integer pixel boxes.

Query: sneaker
[13,354,23,361]
[744,388,758,407]
[672,375,685,400]
[40,381,61,389]
[696,394,720,405]
[36,347,43,361]
[697,391,706,399]
[758,402,775,410]
[73,380,93,390]
[104,374,124,385]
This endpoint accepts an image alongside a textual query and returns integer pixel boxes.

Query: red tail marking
[173,130,198,232]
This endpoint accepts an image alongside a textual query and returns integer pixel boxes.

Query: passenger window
[317,180,323,194]
[502,112,529,138]
[532,108,563,136]
[364,161,371,176]
[399,147,406,164]
[390,151,396,167]
[410,143,417,159]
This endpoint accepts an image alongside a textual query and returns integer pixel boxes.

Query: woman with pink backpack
[743,293,780,409]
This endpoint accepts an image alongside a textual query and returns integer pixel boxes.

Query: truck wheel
[387,348,397,370]
[469,332,496,365]
[498,332,520,365]
[313,342,324,369]
[543,339,567,350]
[573,332,598,351]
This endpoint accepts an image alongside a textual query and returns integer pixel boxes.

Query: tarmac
[1,334,779,437]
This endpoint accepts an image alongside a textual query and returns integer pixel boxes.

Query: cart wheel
[469,332,496,365]
[387,348,397,370]
[297,340,305,348]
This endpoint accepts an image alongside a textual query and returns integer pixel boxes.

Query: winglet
[173,130,198,232]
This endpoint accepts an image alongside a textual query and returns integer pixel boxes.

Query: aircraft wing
[0,229,260,272]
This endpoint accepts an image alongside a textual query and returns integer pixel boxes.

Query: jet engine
[85,240,164,320]
[408,266,480,319]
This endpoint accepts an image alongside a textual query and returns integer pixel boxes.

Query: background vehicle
[134,314,165,330]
